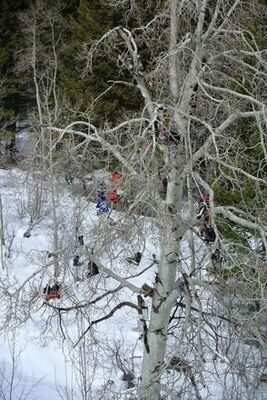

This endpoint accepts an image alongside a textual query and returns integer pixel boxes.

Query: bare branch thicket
[2,1,267,400]
[0,331,43,400]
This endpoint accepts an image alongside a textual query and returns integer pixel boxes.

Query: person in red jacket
[109,189,118,204]
[43,282,61,301]
[112,171,122,184]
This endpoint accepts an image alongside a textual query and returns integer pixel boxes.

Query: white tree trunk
[139,162,185,399]
[139,254,179,398]
[0,195,5,269]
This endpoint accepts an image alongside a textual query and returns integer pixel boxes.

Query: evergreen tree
[60,0,146,125]
[0,0,32,126]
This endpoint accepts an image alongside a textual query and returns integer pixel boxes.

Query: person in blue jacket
[96,198,109,215]
[96,189,106,202]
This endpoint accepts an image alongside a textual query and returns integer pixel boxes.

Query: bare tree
[2,1,266,400]
[0,332,42,400]
[45,1,267,398]
[0,195,5,269]
[18,0,69,277]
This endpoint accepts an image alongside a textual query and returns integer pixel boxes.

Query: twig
[74,302,139,348]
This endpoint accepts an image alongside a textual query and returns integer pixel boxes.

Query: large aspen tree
[48,1,267,399]
[2,1,266,399]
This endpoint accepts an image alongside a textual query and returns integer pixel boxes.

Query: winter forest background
[0,1,267,399]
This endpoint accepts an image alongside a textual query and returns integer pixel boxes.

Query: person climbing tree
[159,110,170,137]
[137,294,149,318]
[78,235,84,245]
[75,227,84,245]
[136,294,149,352]
[65,173,73,185]
[153,106,180,145]
[190,83,199,109]
[211,248,223,267]
[153,105,166,131]
[200,224,216,244]
[197,193,211,223]
[126,252,142,266]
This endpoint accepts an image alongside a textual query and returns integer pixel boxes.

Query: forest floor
[0,167,265,399]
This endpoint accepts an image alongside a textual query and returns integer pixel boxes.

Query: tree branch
[206,155,267,187]
[45,285,122,311]
[200,81,264,107]
[85,249,145,295]
[74,301,139,347]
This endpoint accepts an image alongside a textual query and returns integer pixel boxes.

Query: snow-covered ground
[0,168,266,399]
[0,168,158,398]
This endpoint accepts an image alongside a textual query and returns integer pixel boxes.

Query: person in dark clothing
[55,141,64,150]
[43,284,51,295]
[75,226,84,245]
[200,225,216,243]
[87,260,99,278]
[205,227,216,243]
[78,235,84,245]
[197,205,210,223]
[65,174,73,185]
[199,224,206,238]
[73,255,83,267]
[43,282,61,294]
[199,223,216,243]
[197,193,211,222]
[168,130,180,144]
[190,83,199,109]
[43,282,61,301]
[97,189,106,202]
[211,248,223,267]
[51,282,61,292]
[126,252,142,266]
[203,208,211,223]
[153,105,166,132]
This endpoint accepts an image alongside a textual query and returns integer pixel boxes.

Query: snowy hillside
[0,167,159,399]
[0,168,266,400]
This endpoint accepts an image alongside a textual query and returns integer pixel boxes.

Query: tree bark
[0,195,5,269]
[139,159,185,399]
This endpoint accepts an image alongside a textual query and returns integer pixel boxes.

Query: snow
[0,168,266,399]
[0,168,156,398]
[15,121,31,156]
